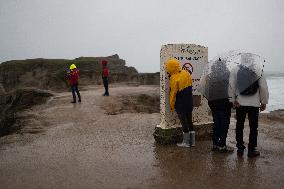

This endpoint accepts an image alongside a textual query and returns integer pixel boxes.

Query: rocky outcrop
[260,109,284,122]
[0,54,140,92]
[132,72,160,85]
[0,88,52,136]
[102,93,160,115]
[0,55,160,137]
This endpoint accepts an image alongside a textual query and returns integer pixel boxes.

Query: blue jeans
[71,84,81,102]
[212,110,231,147]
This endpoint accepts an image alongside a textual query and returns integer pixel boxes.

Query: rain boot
[189,131,195,147]
[177,132,190,148]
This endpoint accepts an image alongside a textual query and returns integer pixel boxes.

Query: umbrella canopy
[198,58,233,101]
[228,52,265,95]
[198,51,266,101]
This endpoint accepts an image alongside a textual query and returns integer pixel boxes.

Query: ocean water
[266,75,284,112]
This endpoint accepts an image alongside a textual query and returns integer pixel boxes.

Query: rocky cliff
[0,54,147,92]
[0,88,52,136]
[0,55,159,137]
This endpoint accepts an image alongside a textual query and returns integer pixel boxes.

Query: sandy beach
[0,85,283,189]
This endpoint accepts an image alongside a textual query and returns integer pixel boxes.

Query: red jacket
[102,68,109,77]
[68,69,80,86]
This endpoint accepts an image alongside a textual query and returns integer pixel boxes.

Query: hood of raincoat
[70,64,77,70]
[165,58,193,111]
[102,60,108,66]
[165,58,181,75]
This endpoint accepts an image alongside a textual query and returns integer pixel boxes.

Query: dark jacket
[175,86,193,114]
[208,98,232,112]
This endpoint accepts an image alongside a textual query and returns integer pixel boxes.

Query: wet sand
[0,85,283,189]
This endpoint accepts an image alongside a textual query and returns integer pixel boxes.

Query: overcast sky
[0,0,283,72]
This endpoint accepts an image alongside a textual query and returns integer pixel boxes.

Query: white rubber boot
[190,131,196,147]
[177,133,191,148]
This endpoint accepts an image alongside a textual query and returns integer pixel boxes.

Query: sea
[266,72,284,112]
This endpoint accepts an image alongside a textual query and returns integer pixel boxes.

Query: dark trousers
[102,77,109,95]
[236,106,259,150]
[212,110,231,147]
[178,113,193,133]
[71,84,81,102]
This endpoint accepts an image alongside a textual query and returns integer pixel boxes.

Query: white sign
[159,44,209,129]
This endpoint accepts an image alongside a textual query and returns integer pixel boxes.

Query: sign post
[154,44,213,144]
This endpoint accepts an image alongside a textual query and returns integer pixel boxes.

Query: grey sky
[0,0,283,72]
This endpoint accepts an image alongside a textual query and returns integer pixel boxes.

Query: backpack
[237,66,259,96]
[240,79,259,95]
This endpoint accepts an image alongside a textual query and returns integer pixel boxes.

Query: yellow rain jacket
[165,58,193,110]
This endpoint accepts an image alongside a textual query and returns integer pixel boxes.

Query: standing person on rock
[102,60,109,96]
[165,58,195,148]
[67,64,81,103]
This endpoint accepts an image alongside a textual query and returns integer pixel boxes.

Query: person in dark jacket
[165,58,194,148]
[68,64,81,103]
[101,60,109,96]
[207,59,233,153]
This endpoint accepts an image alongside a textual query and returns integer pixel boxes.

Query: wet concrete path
[0,85,283,189]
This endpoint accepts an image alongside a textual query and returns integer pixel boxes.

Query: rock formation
[0,54,143,92]
[0,54,159,137]
[0,88,52,136]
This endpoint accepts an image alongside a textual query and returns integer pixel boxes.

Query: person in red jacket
[68,64,81,103]
[101,60,109,96]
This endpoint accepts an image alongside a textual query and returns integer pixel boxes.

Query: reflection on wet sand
[0,85,283,189]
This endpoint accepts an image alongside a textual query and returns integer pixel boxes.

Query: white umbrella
[228,52,265,95]
[198,51,266,100]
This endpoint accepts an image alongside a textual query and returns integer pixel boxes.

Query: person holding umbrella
[165,58,195,148]
[229,53,269,157]
[198,58,234,153]
[208,58,234,152]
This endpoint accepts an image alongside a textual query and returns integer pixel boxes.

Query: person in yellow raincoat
[67,64,81,103]
[165,58,195,148]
